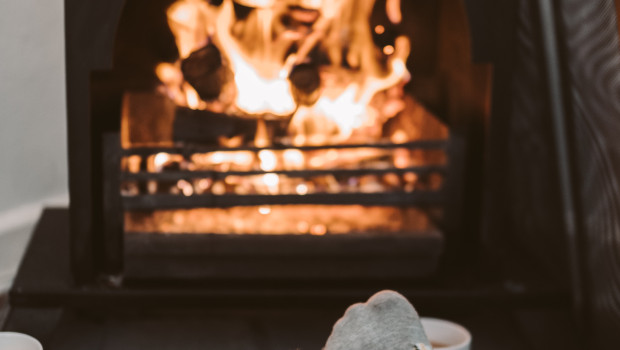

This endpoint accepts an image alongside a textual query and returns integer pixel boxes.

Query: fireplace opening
[92,0,492,282]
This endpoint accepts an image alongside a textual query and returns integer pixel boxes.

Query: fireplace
[83,0,491,283]
[51,0,542,295]
[7,0,620,348]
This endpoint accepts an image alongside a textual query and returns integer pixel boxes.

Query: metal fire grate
[117,139,448,210]
[100,133,452,280]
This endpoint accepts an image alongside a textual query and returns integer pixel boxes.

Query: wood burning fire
[119,0,448,236]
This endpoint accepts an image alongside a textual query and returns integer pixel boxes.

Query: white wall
[0,0,69,291]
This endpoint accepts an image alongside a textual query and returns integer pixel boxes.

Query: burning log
[289,62,321,105]
[173,107,290,145]
[181,43,228,101]
[173,107,257,145]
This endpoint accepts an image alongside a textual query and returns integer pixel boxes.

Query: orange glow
[296,183,309,195]
[209,152,227,164]
[177,179,194,196]
[297,221,310,234]
[283,149,305,170]
[391,129,408,144]
[131,0,450,236]
[262,173,280,187]
[153,153,170,169]
[167,0,211,59]
[383,45,395,56]
[126,155,142,173]
[158,0,412,140]
[258,206,272,215]
[386,0,402,24]
[310,224,327,235]
[233,151,254,167]
[184,84,201,110]
[258,150,278,171]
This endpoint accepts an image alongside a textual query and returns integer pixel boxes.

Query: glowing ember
[262,173,280,192]
[258,206,272,215]
[258,150,278,171]
[153,153,170,170]
[125,206,432,235]
[310,224,327,236]
[184,84,202,109]
[126,155,142,173]
[283,150,305,170]
[177,179,194,196]
[296,183,309,195]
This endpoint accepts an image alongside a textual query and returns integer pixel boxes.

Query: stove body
[70,0,492,285]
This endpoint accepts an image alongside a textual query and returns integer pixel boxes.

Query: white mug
[421,317,472,350]
[0,332,43,350]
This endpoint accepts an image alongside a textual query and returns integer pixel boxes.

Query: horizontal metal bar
[124,230,442,255]
[122,139,448,157]
[122,191,444,210]
[121,165,447,182]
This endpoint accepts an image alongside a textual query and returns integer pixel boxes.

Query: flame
[386,0,402,24]
[254,119,270,147]
[232,151,254,167]
[167,0,211,58]
[155,63,186,105]
[159,0,412,142]
[296,183,309,195]
[214,0,297,116]
[153,153,170,170]
[141,0,448,235]
[230,58,296,115]
[184,83,202,109]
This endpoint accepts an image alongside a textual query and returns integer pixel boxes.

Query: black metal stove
[70,0,484,286]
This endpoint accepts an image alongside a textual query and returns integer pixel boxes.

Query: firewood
[173,107,257,145]
[181,43,227,101]
[289,63,321,105]
[173,108,290,145]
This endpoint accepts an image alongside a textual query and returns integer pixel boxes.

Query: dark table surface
[2,209,581,349]
[4,304,580,350]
